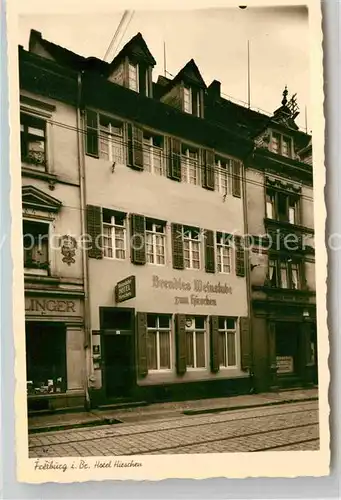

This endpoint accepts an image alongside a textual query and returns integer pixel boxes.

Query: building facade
[19,47,87,412]
[19,29,316,410]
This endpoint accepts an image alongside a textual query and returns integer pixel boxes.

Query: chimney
[29,29,42,52]
[208,80,221,100]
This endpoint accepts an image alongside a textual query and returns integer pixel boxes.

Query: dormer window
[183,86,202,117]
[128,62,139,92]
[184,87,192,114]
[270,131,293,158]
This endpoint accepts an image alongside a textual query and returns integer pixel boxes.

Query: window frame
[181,146,199,185]
[268,257,302,290]
[270,131,293,158]
[23,218,50,276]
[266,189,300,225]
[147,314,172,372]
[218,317,238,369]
[102,210,127,260]
[183,226,201,270]
[128,62,139,92]
[20,112,47,170]
[183,86,192,114]
[215,157,231,195]
[99,114,125,164]
[185,316,207,370]
[145,220,166,266]
[216,232,232,274]
[143,133,165,176]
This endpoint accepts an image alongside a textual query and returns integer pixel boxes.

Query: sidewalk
[28,387,318,434]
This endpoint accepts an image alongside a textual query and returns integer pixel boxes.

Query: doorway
[275,322,300,376]
[100,307,135,399]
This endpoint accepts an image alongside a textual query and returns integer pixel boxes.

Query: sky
[18,6,310,131]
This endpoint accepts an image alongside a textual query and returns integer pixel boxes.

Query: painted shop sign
[115,275,136,303]
[276,356,294,374]
[152,275,232,307]
[25,298,80,316]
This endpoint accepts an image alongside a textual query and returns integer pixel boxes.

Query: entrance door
[275,322,300,376]
[103,334,133,398]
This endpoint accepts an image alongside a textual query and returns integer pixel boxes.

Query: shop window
[143,132,164,176]
[266,189,300,224]
[216,232,232,274]
[23,220,49,275]
[147,314,171,371]
[183,226,201,270]
[102,209,126,259]
[20,113,46,169]
[215,157,230,195]
[26,322,67,395]
[185,316,206,369]
[268,258,302,289]
[181,145,199,185]
[218,317,237,368]
[146,219,166,265]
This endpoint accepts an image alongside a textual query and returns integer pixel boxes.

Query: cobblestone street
[29,400,319,457]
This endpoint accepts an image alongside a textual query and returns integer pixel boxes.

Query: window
[128,63,139,92]
[146,220,166,265]
[216,232,232,274]
[185,316,206,369]
[26,322,67,395]
[99,115,124,163]
[143,133,164,175]
[215,157,230,194]
[184,87,192,113]
[23,220,49,275]
[181,146,199,185]
[218,317,237,367]
[270,132,293,158]
[266,189,300,224]
[147,314,171,370]
[183,227,200,269]
[20,113,46,169]
[268,258,302,289]
[102,209,126,259]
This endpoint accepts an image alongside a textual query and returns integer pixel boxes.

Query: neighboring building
[19,29,316,409]
[19,46,86,412]
[244,90,316,392]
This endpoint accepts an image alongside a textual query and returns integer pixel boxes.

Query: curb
[182,396,319,416]
[29,396,318,434]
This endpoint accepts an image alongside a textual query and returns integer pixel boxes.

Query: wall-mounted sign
[115,275,136,303]
[25,297,81,316]
[276,356,294,374]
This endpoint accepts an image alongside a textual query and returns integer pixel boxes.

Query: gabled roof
[28,29,109,75]
[22,185,62,213]
[172,59,207,89]
[110,32,156,68]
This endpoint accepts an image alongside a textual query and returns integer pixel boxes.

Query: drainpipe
[242,148,256,393]
[76,71,92,410]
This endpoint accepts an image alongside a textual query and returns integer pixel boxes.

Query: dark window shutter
[232,160,242,198]
[86,205,102,259]
[202,149,215,190]
[130,213,146,265]
[136,312,148,377]
[175,314,187,375]
[240,317,250,371]
[127,124,144,170]
[210,315,220,373]
[167,137,181,181]
[86,110,99,156]
[235,235,245,277]
[205,229,215,273]
[171,223,184,270]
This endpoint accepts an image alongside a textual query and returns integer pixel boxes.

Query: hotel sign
[115,275,136,303]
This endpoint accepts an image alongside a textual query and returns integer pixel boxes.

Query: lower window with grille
[147,314,172,371]
[218,317,237,368]
[185,316,206,369]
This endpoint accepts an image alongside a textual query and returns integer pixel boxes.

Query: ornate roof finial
[282,85,288,106]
